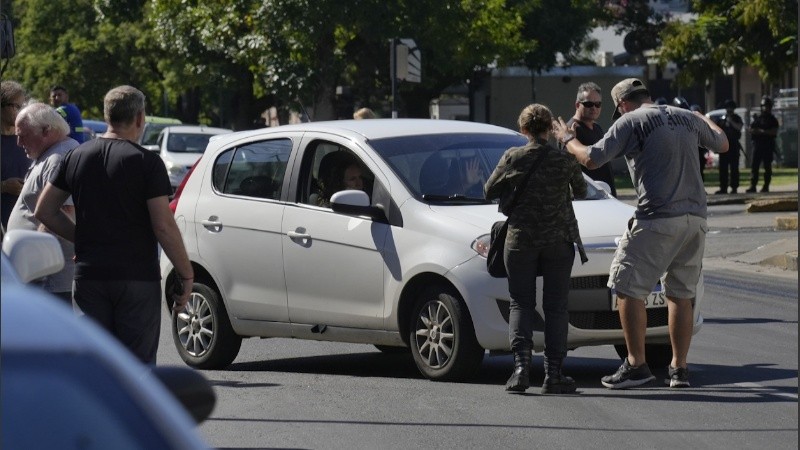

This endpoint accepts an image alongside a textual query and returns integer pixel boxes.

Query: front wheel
[172,282,242,369]
[409,285,484,381]
[614,343,673,368]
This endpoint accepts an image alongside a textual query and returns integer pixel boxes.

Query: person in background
[746,96,780,193]
[353,107,376,119]
[566,82,616,196]
[49,85,86,144]
[485,103,587,395]
[714,99,743,194]
[7,103,79,303]
[1,80,30,230]
[35,85,193,365]
[554,78,728,389]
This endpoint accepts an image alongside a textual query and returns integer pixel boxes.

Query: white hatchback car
[155,125,233,190]
[162,119,703,381]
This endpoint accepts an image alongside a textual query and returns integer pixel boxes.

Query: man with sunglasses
[565,82,616,196]
[553,78,728,390]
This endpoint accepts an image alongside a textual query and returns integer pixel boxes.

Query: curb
[730,237,799,272]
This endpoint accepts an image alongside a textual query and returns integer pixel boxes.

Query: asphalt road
[155,202,798,449]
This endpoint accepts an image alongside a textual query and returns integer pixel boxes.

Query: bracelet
[561,134,575,145]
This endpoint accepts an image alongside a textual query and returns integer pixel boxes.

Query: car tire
[409,285,484,381]
[172,282,242,369]
[614,343,673,368]
[373,344,409,354]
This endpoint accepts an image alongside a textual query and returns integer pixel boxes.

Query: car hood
[429,198,634,240]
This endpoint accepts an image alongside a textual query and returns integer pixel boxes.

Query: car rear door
[193,136,296,321]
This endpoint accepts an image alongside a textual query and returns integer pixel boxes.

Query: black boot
[541,357,576,394]
[505,348,532,392]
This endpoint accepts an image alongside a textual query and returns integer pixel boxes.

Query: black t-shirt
[751,112,779,153]
[566,118,616,196]
[51,138,172,280]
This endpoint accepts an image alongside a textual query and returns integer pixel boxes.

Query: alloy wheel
[176,291,214,357]
[413,300,455,369]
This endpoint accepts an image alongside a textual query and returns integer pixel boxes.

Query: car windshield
[142,123,172,146]
[369,132,607,203]
[166,133,216,153]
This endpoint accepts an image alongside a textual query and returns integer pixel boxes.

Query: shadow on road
[211,350,796,404]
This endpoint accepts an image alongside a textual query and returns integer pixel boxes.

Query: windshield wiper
[421,194,491,204]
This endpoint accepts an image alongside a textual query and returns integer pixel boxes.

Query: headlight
[165,161,186,176]
[471,234,491,258]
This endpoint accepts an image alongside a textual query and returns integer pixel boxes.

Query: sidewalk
[615,183,798,273]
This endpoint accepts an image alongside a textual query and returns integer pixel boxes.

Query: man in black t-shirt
[565,82,616,196]
[35,85,194,364]
[746,96,780,193]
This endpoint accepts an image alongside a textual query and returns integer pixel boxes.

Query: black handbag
[486,148,548,278]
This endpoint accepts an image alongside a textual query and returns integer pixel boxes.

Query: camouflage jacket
[484,138,587,262]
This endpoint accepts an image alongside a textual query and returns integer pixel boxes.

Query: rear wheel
[409,285,484,381]
[614,343,673,368]
[172,282,242,369]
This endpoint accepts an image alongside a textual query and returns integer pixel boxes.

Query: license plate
[611,288,667,311]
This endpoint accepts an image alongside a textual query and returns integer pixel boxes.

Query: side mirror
[143,144,160,152]
[330,190,388,223]
[152,366,216,424]
[2,230,65,283]
[594,180,612,195]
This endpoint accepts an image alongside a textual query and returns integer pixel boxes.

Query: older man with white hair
[7,102,79,303]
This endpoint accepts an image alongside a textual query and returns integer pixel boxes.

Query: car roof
[164,125,234,134]
[212,119,519,144]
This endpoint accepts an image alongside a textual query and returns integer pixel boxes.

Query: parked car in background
[162,119,704,381]
[81,119,108,141]
[2,230,215,450]
[156,125,233,190]
[140,116,183,151]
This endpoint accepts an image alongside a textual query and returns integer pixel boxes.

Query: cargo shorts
[608,214,707,300]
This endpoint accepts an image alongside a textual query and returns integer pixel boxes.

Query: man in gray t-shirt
[7,102,79,303]
[554,78,728,390]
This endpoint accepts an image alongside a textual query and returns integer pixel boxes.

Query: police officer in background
[746,96,780,193]
[714,99,743,194]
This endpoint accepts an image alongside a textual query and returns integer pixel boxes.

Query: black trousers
[750,148,774,188]
[73,279,162,364]
[718,149,740,191]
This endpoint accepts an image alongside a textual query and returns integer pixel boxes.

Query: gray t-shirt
[587,104,726,219]
[7,138,79,293]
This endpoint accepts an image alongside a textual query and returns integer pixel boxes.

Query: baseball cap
[611,78,649,120]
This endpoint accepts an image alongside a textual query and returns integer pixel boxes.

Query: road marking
[734,381,798,399]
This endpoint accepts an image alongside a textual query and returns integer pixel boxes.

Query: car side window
[212,138,292,200]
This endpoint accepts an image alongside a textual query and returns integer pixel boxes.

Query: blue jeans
[504,241,574,359]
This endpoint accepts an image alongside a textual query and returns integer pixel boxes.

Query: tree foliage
[659,0,798,87]
[4,0,607,125]
[3,0,171,119]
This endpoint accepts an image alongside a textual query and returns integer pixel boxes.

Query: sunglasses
[579,101,602,108]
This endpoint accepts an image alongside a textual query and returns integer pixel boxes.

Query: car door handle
[287,231,311,239]
[201,216,223,232]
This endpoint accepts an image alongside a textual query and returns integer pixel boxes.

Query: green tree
[3,0,177,120]
[659,0,798,87]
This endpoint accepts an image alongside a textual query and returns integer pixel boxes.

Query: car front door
[281,136,389,329]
